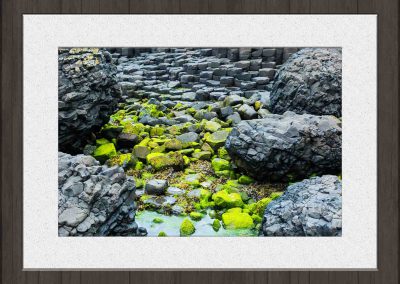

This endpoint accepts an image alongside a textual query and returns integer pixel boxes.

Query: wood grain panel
[1,1,398,284]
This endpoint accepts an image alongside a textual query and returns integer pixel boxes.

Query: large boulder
[225,111,341,181]
[262,175,342,236]
[58,152,146,236]
[58,48,120,153]
[269,48,342,117]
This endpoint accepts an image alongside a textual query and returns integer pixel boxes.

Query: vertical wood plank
[241,0,267,13]
[131,271,177,284]
[265,0,290,13]
[360,0,399,284]
[99,0,129,13]
[179,0,209,13]
[309,0,329,13]
[81,0,100,13]
[129,0,180,13]
[208,0,242,13]
[328,0,357,13]
[289,0,310,13]
[61,0,82,13]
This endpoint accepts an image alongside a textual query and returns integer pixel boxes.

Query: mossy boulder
[108,153,133,167]
[153,217,164,224]
[212,190,244,208]
[238,175,254,185]
[212,219,221,231]
[150,126,165,137]
[93,143,117,163]
[204,130,230,149]
[164,139,183,150]
[147,152,184,171]
[180,218,195,236]
[192,151,212,160]
[133,145,150,160]
[205,121,222,132]
[158,231,167,237]
[211,158,231,172]
[221,211,254,229]
[123,122,145,135]
[96,138,110,146]
[248,197,273,216]
[189,212,203,221]
[217,147,230,160]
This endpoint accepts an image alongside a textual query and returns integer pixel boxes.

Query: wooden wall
[1,0,398,283]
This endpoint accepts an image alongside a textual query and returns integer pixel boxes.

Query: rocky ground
[58,47,342,237]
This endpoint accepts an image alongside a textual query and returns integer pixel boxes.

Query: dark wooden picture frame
[1,0,398,283]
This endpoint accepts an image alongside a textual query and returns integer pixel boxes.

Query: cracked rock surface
[225,111,342,181]
[58,48,120,153]
[262,175,342,236]
[269,48,342,117]
[58,152,146,236]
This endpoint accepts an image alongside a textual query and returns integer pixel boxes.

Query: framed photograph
[23,14,375,270]
[1,0,398,283]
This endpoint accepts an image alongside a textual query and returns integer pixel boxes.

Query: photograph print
[58,47,342,237]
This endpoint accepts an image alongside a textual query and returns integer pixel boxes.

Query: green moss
[164,139,183,150]
[141,171,154,180]
[96,138,110,146]
[204,121,222,132]
[204,130,230,149]
[135,178,144,188]
[211,158,230,172]
[180,218,195,236]
[212,190,244,208]
[192,151,212,160]
[189,212,203,221]
[152,217,164,224]
[251,214,263,224]
[238,175,254,185]
[158,231,167,237]
[269,192,283,200]
[212,219,221,231]
[133,145,150,160]
[150,126,165,137]
[135,161,144,170]
[140,194,151,202]
[93,143,117,163]
[108,153,133,167]
[248,197,273,216]
[147,152,184,171]
[218,147,231,161]
[221,211,254,229]
[254,101,262,111]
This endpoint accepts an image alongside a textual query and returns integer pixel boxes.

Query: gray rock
[223,94,243,106]
[145,179,168,195]
[58,152,142,236]
[262,175,342,236]
[238,104,258,120]
[166,186,185,196]
[117,133,139,149]
[270,48,342,117]
[58,48,119,153]
[176,132,199,143]
[225,111,342,181]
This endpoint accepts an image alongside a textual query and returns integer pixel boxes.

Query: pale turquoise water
[135,210,258,237]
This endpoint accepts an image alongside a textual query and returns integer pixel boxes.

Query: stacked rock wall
[58,152,146,236]
[58,48,120,153]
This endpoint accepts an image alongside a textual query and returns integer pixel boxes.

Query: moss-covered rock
[133,145,150,160]
[211,158,231,172]
[204,130,230,149]
[180,218,195,236]
[189,211,203,221]
[212,190,244,208]
[108,153,133,167]
[217,147,230,160]
[192,151,212,160]
[123,122,145,135]
[150,126,165,137]
[204,121,222,132]
[238,175,254,185]
[164,138,183,150]
[147,152,185,171]
[153,217,164,223]
[93,143,117,163]
[96,138,110,146]
[221,211,254,229]
[158,231,167,237]
[212,219,221,231]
